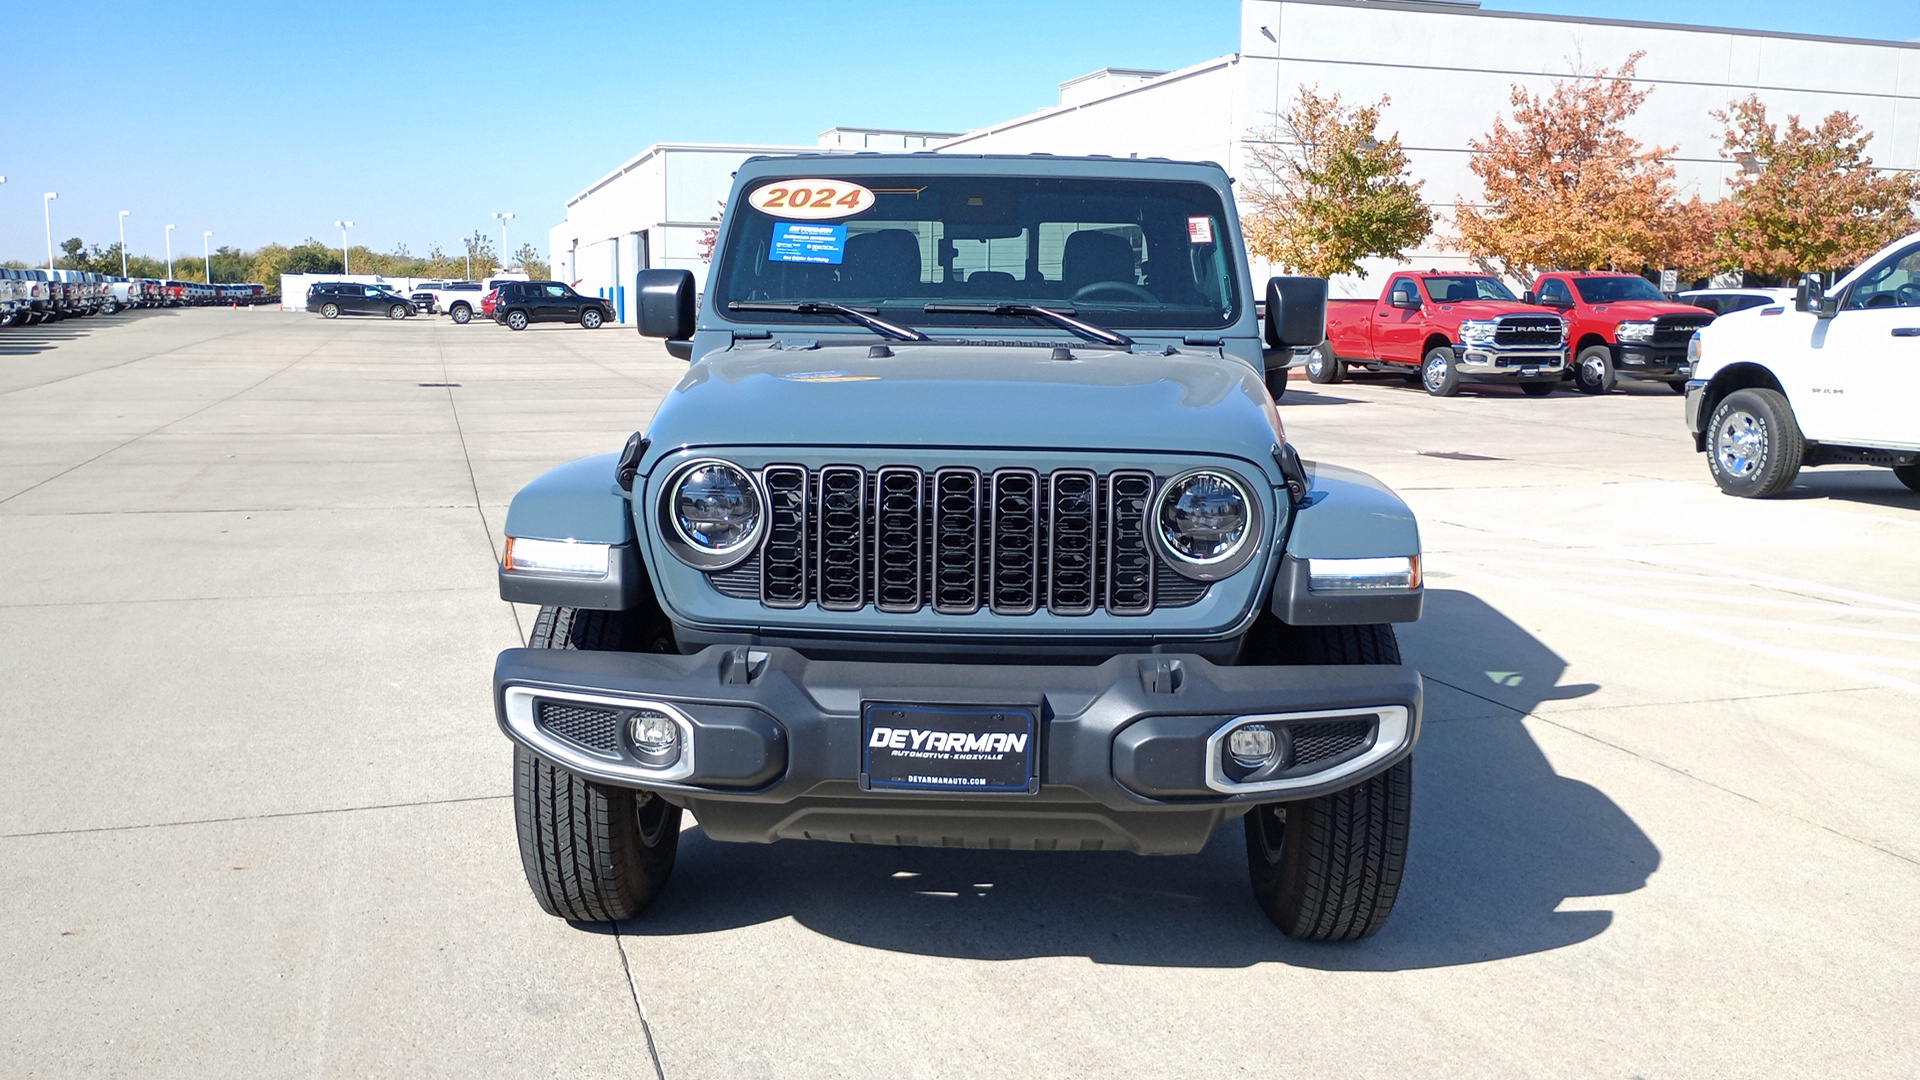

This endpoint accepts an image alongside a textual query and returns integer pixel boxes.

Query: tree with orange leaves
[1453,54,1712,282]
[1713,96,1919,277]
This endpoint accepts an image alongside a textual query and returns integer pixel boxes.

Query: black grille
[707,464,1211,616]
[933,468,982,614]
[1493,315,1564,347]
[817,466,866,610]
[1290,720,1375,766]
[1653,313,1712,347]
[536,701,621,753]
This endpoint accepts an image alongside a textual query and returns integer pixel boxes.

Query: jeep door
[537,283,574,322]
[1802,240,1920,448]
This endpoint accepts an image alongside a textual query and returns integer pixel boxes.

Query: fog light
[628,710,681,767]
[1228,724,1279,769]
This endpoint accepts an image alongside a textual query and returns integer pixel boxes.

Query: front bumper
[495,644,1422,855]
[1615,343,1691,380]
[1451,345,1566,380]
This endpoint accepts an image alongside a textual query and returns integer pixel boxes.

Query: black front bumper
[1615,343,1691,380]
[495,644,1422,855]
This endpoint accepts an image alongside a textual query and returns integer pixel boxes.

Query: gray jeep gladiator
[494,154,1426,940]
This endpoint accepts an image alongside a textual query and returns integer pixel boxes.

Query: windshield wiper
[728,300,928,342]
[922,303,1134,348]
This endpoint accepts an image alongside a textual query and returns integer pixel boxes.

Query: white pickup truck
[415,277,521,324]
[1686,231,1920,497]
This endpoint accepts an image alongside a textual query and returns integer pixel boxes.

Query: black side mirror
[1522,289,1536,305]
[636,268,696,341]
[1389,290,1419,310]
[1795,272,1837,319]
[1264,276,1328,349]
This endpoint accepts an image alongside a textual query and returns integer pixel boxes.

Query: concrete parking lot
[3,308,1916,1078]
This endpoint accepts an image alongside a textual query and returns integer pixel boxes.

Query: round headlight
[661,459,763,568]
[1154,469,1260,579]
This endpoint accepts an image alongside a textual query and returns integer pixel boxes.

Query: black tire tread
[514,606,680,922]
[1242,622,1412,941]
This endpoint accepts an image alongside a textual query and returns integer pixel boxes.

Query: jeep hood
[643,343,1281,459]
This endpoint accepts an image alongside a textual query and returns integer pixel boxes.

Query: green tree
[512,243,549,279]
[464,232,500,279]
[1242,86,1433,278]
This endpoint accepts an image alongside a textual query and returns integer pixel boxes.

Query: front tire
[581,307,604,330]
[1305,341,1345,384]
[450,303,471,324]
[388,303,409,319]
[1420,346,1461,397]
[1706,387,1804,498]
[1574,345,1617,394]
[1241,622,1412,941]
[515,607,682,922]
[321,303,339,319]
[506,309,529,331]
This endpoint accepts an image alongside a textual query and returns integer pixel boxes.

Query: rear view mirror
[1389,290,1420,310]
[636,269,696,342]
[1522,290,1536,305]
[1795,272,1836,319]
[1264,276,1328,349]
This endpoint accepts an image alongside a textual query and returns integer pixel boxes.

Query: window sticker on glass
[769,222,848,265]
[747,179,875,220]
[1188,216,1214,244]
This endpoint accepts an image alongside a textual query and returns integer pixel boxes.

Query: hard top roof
[734,151,1229,184]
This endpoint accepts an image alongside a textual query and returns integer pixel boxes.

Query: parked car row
[312,277,616,331]
[1296,269,1720,398]
[1,269,270,327]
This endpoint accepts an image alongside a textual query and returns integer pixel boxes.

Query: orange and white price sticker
[747,179,875,220]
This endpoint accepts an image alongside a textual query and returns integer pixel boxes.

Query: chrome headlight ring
[657,457,766,571]
[1149,467,1265,582]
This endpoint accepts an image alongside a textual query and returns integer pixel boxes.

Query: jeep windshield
[712,174,1241,333]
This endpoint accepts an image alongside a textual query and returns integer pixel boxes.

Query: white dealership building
[550,0,1920,313]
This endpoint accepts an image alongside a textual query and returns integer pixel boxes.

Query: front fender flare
[499,452,643,610]
[1270,461,1423,625]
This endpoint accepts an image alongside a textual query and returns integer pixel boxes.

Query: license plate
[1520,367,1539,376]
[862,703,1037,793]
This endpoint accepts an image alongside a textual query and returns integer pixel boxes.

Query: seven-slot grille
[1652,313,1713,347]
[1492,315,1565,347]
[725,465,1206,616]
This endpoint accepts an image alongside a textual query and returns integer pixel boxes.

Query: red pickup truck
[1525,272,1714,394]
[1315,272,1569,397]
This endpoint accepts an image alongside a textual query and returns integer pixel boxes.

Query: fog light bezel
[501,687,699,782]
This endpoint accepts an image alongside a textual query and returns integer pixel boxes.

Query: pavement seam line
[1423,673,1920,870]
[0,330,332,507]
[0,794,510,840]
[437,332,525,645]
[615,931,671,1080]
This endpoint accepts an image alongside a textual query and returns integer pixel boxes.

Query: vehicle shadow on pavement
[609,589,1657,970]
[0,310,178,357]
[1772,468,1920,510]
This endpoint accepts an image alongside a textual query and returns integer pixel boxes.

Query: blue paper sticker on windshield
[770,222,847,265]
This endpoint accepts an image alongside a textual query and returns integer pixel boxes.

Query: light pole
[203,230,213,286]
[165,224,176,279]
[43,191,58,271]
[494,211,514,270]
[335,220,353,275]
[118,210,131,277]
[464,238,471,281]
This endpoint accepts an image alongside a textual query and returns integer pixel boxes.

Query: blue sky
[3,0,1913,265]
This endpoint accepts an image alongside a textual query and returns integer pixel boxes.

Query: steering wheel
[1896,283,1920,308]
[1071,281,1157,304]
[1864,292,1897,308]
